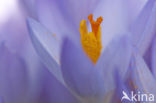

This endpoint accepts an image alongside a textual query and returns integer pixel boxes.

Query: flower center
[80,14,103,64]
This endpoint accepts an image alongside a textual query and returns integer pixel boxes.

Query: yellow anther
[80,14,103,64]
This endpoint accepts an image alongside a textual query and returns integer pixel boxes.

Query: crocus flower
[26,0,156,103]
[27,17,131,103]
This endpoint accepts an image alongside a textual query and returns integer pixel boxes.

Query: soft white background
[0,0,18,23]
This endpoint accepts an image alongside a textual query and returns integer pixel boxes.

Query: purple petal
[0,8,43,75]
[61,38,105,102]
[123,0,147,24]
[18,0,36,18]
[32,66,78,103]
[36,0,79,40]
[130,51,156,95]
[0,44,29,103]
[0,15,28,54]
[59,0,100,29]
[96,35,132,93]
[27,18,65,85]
[112,69,131,103]
[130,0,156,55]
[93,0,130,47]
[142,43,152,70]
[152,36,156,77]
[0,97,3,103]
[36,0,99,34]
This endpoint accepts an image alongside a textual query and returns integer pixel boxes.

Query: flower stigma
[80,14,103,64]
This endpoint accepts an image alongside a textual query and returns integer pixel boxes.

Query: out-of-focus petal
[33,67,78,103]
[93,0,129,48]
[61,38,105,103]
[0,5,43,80]
[130,0,156,55]
[130,0,155,42]
[130,51,156,96]
[142,43,152,71]
[18,0,37,18]
[0,97,3,103]
[27,18,65,85]
[0,44,29,103]
[36,0,79,41]
[112,69,132,103]
[0,15,28,53]
[36,0,99,34]
[96,35,132,94]
[59,0,100,29]
[101,91,114,103]
[123,0,147,24]
[152,36,156,77]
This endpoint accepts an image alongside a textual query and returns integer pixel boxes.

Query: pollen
[80,14,103,64]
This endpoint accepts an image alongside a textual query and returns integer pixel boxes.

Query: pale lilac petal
[123,0,147,24]
[96,35,132,93]
[142,49,153,74]
[18,0,36,18]
[0,6,43,77]
[0,44,29,103]
[59,0,100,29]
[33,67,78,103]
[112,70,131,103]
[93,0,130,48]
[130,51,156,96]
[27,18,65,85]
[36,0,100,34]
[0,15,28,53]
[36,0,79,41]
[61,38,105,103]
[151,36,156,77]
[0,97,3,103]
[130,0,156,55]
[130,0,155,41]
